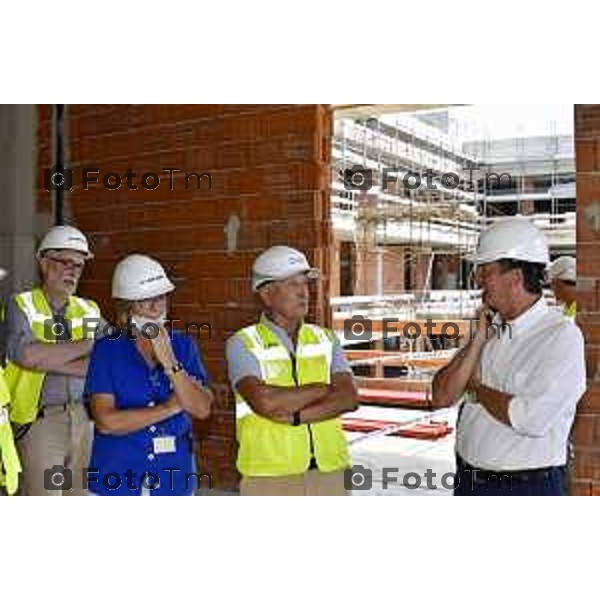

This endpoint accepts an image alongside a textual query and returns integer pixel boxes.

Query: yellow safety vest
[0,366,21,495]
[565,301,577,319]
[235,316,351,477]
[4,288,101,425]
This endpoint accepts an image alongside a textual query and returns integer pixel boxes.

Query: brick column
[330,239,341,299]
[382,246,405,294]
[573,105,600,495]
[354,244,380,296]
[36,104,334,491]
[414,249,433,298]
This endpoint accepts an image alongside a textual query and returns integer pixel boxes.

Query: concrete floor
[197,405,460,497]
[348,405,459,496]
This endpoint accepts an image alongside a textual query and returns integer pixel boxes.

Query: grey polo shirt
[226,315,352,392]
[5,294,106,405]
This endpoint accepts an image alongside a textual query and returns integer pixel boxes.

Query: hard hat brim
[114,281,175,301]
[37,248,94,260]
[252,267,320,292]
[549,273,577,284]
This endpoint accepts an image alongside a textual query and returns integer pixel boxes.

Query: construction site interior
[331,105,576,494]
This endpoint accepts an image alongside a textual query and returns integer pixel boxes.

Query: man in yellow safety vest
[0,266,21,495]
[4,225,105,495]
[548,256,577,319]
[226,246,359,496]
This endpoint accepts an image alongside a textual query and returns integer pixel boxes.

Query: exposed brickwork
[36,104,334,491]
[573,105,600,495]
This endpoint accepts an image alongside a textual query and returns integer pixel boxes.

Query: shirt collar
[503,296,548,332]
[40,288,68,314]
[260,313,303,350]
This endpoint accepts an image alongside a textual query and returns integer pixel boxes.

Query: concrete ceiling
[333,104,464,118]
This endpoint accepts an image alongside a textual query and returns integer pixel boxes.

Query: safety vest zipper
[290,351,316,464]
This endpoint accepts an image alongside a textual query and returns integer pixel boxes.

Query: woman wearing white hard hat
[548,256,577,318]
[84,254,213,496]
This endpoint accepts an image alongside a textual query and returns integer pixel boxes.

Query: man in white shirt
[432,218,586,496]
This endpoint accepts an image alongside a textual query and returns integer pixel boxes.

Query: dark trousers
[454,456,568,496]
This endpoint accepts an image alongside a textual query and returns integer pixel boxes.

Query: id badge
[153,436,177,454]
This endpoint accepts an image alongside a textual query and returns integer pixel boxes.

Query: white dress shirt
[456,297,586,471]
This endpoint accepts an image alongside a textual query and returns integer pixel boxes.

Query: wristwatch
[166,361,185,377]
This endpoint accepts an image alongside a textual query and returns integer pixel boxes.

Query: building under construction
[328,105,577,494]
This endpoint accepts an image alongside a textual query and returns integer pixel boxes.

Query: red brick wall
[36,104,334,491]
[573,105,600,495]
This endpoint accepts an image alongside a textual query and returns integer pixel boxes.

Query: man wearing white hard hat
[227,246,359,496]
[84,255,213,496]
[548,256,577,319]
[433,218,586,495]
[4,225,105,495]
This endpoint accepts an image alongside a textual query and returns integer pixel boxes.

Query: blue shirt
[84,331,209,496]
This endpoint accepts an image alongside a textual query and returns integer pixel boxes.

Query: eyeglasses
[136,294,168,307]
[47,256,85,271]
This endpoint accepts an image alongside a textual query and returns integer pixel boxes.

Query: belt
[456,455,566,486]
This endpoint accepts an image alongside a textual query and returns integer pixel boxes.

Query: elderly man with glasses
[4,225,106,495]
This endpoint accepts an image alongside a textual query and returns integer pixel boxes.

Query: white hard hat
[37,225,93,259]
[548,256,576,283]
[112,254,175,300]
[252,246,320,292]
[471,217,550,266]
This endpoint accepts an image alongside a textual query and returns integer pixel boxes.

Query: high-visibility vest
[4,288,101,425]
[565,301,577,319]
[234,316,351,477]
[0,366,21,495]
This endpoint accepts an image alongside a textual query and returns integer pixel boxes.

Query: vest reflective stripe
[5,288,100,425]
[13,290,100,339]
[0,368,21,495]
[234,317,350,477]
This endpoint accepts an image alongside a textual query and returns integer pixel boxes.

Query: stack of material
[342,417,453,441]
[358,388,431,409]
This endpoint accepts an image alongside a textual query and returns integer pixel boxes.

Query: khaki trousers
[17,403,92,496]
[240,469,349,496]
